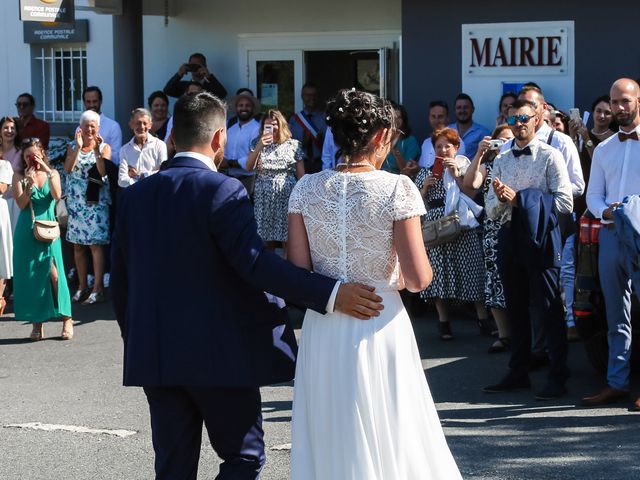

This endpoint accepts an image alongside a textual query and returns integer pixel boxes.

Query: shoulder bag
[422,211,461,248]
[30,201,60,243]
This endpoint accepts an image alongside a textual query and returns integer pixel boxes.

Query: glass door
[248,50,303,119]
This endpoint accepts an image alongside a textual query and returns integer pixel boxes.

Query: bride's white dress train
[288,170,462,479]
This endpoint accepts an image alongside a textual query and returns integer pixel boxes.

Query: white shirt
[321,127,340,170]
[173,151,217,171]
[418,137,467,168]
[118,134,168,188]
[163,116,173,144]
[99,113,123,165]
[225,119,260,169]
[536,122,584,198]
[587,125,640,223]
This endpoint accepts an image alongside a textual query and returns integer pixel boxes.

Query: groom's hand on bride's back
[335,283,384,320]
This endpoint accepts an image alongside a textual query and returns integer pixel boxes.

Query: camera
[186,63,201,73]
[488,139,506,150]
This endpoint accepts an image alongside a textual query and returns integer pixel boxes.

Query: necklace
[591,128,611,137]
[335,162,375,170]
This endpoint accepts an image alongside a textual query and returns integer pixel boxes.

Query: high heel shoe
[438,321,454,341]
[0,297,6,316]
[61,318,74,340]
[82,290,104,305]
[72,288,89,303]
[30,324,44,341]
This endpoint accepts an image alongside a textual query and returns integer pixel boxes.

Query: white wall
[0,6,117,122]
[0,2,33,117]
[142,0,400,106]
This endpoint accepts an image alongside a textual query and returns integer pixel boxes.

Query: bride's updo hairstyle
[326,89,394,160]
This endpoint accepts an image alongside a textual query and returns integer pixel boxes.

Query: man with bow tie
[583,78,640,409]
[483,99,573,400]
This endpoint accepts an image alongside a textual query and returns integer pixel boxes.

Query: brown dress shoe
[582,386,629,406]
[631,397,640,412]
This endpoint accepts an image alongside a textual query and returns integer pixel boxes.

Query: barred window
[33,45,87,123]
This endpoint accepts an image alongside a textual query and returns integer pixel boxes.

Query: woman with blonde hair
[13,138,72,340]
[246,109,305,251]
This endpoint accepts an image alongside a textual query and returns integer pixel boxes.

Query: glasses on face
[506,114,535,126]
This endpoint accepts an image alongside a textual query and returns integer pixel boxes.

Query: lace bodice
[288,170,425,287]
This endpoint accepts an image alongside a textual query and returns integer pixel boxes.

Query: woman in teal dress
[381,103,420,175]
[12,138,72,341]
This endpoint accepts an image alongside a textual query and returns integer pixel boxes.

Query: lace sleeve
[393,174,427,221]
[288,174,308,214]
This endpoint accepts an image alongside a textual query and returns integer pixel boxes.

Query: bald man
[583,78,640,408]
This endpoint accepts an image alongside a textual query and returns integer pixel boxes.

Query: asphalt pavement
[1,296,639,480]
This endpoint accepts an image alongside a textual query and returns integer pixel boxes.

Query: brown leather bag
[31,201,60,243]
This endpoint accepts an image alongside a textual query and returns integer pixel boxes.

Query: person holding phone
[246,110,305,252]
[64,110,112,305]
[12,138,72,340]
[163,52,227,99]
[414,127,488,340]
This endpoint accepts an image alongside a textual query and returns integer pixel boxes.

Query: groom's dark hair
[173,92,227,149]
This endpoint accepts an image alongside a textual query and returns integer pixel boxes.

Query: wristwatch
[585,139,594,148]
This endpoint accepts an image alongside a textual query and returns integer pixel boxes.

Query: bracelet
[46,171,53,179]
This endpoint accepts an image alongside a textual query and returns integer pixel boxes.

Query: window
[33,45,87,123]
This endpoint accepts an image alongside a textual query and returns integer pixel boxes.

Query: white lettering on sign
[462,21,573,76]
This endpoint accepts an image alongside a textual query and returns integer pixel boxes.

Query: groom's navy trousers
[144,386,264,480]
[111,156,336,479]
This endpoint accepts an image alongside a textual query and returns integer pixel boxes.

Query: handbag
[422,211,461,248]
[30,201,60,243]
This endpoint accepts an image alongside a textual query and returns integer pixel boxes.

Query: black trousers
[498,226,568,383]
[143,386,265,480]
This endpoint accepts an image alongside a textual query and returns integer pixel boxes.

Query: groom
[110,92,383,479]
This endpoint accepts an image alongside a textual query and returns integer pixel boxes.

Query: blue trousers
[560,233,576,327]
[143,386,265,480]
[598,227,640,390]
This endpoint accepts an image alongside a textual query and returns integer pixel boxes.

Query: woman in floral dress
[246,109,305,251]
[64,110,111,305]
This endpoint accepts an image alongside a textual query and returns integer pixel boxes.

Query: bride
[287,89,462,479]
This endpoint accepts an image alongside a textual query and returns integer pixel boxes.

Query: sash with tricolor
[292,111,322,147]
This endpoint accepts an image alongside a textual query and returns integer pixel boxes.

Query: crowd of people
[0,46,640,478]
[1,51,638,413]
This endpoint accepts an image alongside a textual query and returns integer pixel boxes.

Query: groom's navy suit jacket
[111,155,335,388]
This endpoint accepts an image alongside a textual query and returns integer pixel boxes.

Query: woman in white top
[288,89,462,479]
[0,116,23,232]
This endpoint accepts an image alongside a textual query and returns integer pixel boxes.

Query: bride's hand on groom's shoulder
[335,283,384,320]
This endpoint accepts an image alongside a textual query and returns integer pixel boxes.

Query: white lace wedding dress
[288,169,462,479]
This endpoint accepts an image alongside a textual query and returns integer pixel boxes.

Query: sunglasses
[21,137,42,145]
[506,114,535,126]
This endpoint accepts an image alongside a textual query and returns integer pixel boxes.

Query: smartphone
[432,156,445,179]
[26,153,36,168]
[263,124,273,145]
[569,108,581,123]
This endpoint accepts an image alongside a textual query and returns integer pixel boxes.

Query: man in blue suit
[111,92,383,479]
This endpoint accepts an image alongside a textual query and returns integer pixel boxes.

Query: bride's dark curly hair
[326,89,394,159]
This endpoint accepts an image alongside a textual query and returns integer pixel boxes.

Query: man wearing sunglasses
[15,93,50,150]
[483,99,573,400]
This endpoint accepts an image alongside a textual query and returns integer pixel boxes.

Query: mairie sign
[20,0,75,23]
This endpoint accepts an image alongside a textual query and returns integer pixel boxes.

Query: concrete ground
[1,297,639,480]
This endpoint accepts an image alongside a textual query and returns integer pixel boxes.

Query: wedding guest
[15,93,50,149]
[163,52,227,99]
[496,92,517,126]
[0,116,22,230]
[0,154,12,315]
[148,91,170,140]
[418,101,467,169]
[551,110,569,134]
[83,86,122,164]
[118,108,167,188]
[448,93,491,158]
[246,109,304,251]
[12,138,72,340]
[64,110,111,305]
[463,124,515,352]
[381,102,420,176]
[415,127,488,340]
